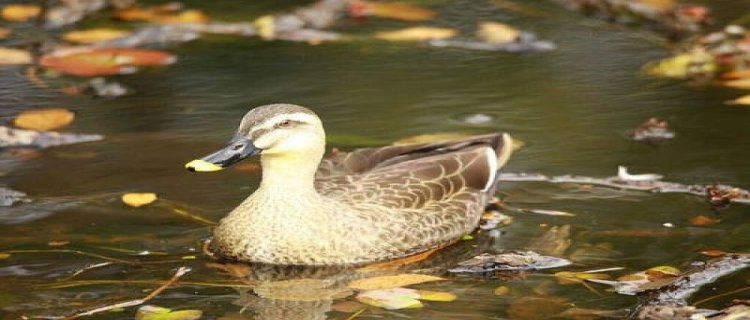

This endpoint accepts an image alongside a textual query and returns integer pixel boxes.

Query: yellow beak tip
[185,159,223,172]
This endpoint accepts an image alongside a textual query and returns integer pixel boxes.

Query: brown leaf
[375,27,457,42]
[349,274,445,291]
[122,193,158,208]
[689,215,721,226]
[0,47,32,65]
[41,48,175,77]
[478,21,520,44]
[701,249,729,257]
[113,6,208,24]
[720,69,750,80]
[14,108,75,131]
[1,4,41,22]
[63,29,131,44]
[47,240,70,246]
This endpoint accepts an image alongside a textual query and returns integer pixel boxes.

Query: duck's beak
[185,136,261,172]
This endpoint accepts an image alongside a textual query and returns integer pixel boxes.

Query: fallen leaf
[0,47,32,65]
[2,4,41,22]
[0,253,10,259]
[47,240,70,246]
[135,305,202,320]
[63,29,131,44]
[41,48,175,77]
[375,26,457,41]
[720,69,750,80]
[14,108,75,131]
[0,27,10,39]
[554,271,611,284]
[645,265,680,278]
[254,15,275,40]
[478,21,520,44]
[416,290,456,301]
[494,286,510,296]
[113,6,208,24]
[361,2,437,21]
[349,274,445,291]
[689,215,721,226]
[725,95,750,106]
[723,79,750,90]
[357,288,423,310]
[122,193,158,208]
[701,249,729,257]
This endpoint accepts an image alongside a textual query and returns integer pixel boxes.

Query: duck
[185,104,513,266]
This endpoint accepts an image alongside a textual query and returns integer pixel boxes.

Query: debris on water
[662,222,674,228]
[630,117,675,142]
[87,77,128,97]
[0,126,103,149]
[459,113,493,125]
[617,166,663,182]
[429,35,556,53]
[0,187,27,207]
[479,210,513,229]
[449,251,572,273]
[14,108,76,131]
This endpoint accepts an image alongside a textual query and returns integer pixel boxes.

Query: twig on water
[63,267,191,320]
[63,262,113,281]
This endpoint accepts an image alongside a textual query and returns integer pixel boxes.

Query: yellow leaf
[375,26,457,42]
[366,2,437,21]
[0,47,31,65]
[645,265,680,278]
[722,79,750,90]
[122,193,158,208]
[63,29,131,44]
[554,271,610,284]
[14,108,75,131]
[0,253,10,259]
[494,285,510,296]
[356,288,423,310]
[349,274,446,291]
[2,4,41,22]
[416,290,457,301]
[254,15,276,40]
[727,95,750,106]
[478,21,520,44]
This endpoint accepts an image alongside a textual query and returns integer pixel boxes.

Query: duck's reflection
[212,235,495,320]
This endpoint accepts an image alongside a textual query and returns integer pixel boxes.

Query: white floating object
[617,166,663,182]
[662,223,674,228]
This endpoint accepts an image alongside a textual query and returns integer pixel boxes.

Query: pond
[1,0,749,319]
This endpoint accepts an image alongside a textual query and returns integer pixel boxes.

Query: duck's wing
[316,133,513,208]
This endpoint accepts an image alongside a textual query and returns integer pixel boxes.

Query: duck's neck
[257,148,324,197]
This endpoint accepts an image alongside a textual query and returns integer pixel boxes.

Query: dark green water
[1,0,749,319]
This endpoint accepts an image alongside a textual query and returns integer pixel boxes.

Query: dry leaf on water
[356,288,456,310]
[122,193,158,208]
[0,47,31,65]
[478,21,520,44]
[375,26,457,42]
[63,29,131,44]
[725,95,750,106]
[113,6,209,24]
[47,240,70,246]
[14,108,75,131]
[722,79,750,90]
[349,274,445,290]
[689,215,721,226]
[136,305,202,320]
[41,48,175,77]
[361,2,437,21]
[1,4,41,22]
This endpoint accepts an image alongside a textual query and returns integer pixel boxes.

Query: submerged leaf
[122,193,158,208]
[349,274,445,291]
[1,4,41,22]
[554,271,611,284]
[416,290,457,302]
[63,29,131,44]
[375,27,457,41]
[0,47,32,65]
[14,108,75,131]
[356,288,423,310]
[135,305,202,320]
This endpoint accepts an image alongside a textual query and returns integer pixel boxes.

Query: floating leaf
[720,69,750,80]
[47,240,70,247]
[1,4,41,22]
[701,249,729,257]
[122,193,158,208]
[689,215,721,226]
[416,290,456,302]
[63,29,131,44]
[349,274,445,291]
[0,253,10,259]
[356,288,428,310]
[113,6,208,24]
[726,95,750,106]
[41,48,175,77]
[375,27,457,42]
[135,305,202,320]
[0,47,31,65]
[722,79,750,90]
[645,265,680,278]
[494,286,510,296]
[554,271,611,284]
[478,21,520,44]
[14,108,75,131]
[362,2,437,21]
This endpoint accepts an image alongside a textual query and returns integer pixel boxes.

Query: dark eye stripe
[274,120,302,129]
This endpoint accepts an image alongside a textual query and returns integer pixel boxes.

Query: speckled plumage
[208,104,512,266]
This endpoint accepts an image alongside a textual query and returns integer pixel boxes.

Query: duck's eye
[277,120,292,128]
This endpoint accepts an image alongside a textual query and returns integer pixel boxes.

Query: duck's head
[185,104,325,172]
